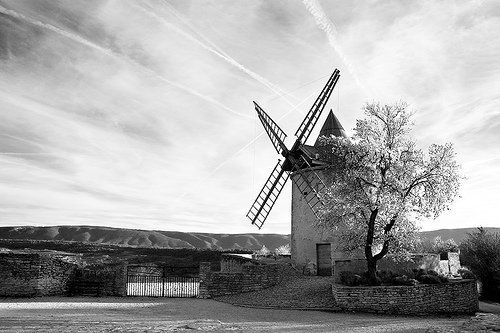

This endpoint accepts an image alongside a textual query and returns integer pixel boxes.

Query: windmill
[247,69,343,230]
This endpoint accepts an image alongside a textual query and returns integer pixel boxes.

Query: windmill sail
[290,156,326,219]
[254,102,288,155]
[295,69,340,144]
[247,69,341,229]
[246,160,290,229]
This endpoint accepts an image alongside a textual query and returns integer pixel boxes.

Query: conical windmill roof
[314,110,347,146]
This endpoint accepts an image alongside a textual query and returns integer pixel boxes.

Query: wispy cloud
[0,0,499,233]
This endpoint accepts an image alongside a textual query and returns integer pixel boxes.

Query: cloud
[0,0,499,234]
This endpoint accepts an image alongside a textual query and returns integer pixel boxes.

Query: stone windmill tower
[247,69,348,276]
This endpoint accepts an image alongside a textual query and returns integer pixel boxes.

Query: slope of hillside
[1,226,498,251]
[0,226,290,251]
[420,227,500,243]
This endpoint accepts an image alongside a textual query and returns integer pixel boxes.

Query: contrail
[302,0,366,93]
[157,0,231,58]
[0,152,61,155]
[0,5,251,119]
[130,0,300,110]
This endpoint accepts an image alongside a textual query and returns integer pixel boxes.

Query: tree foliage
[317,101,463,285]
[275,244,291,256]
[460,227,500,302]
[255,245,271,256]
[430,236,460,254]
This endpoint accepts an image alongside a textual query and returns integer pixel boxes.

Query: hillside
[420,227,500,244]
[0,226,290,251]
[0,226,498,251]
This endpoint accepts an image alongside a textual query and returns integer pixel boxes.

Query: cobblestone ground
[214,268,338,310]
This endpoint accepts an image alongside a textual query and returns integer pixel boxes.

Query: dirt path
[0,297,475,332]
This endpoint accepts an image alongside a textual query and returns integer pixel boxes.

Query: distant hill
[0,226,498,251]
[420,227,500,244]
[0,226,290,251]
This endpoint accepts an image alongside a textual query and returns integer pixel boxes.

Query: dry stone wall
[0,252,76,297]
[198,262,288,298]
[332,279,478,315]
[69,263,127,297]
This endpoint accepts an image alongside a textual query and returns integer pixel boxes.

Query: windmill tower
[246,69,348,276]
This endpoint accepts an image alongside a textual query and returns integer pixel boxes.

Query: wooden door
[316,243,332,276]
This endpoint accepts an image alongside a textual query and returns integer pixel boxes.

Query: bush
[427,270,439,276]
[419,274,442,284]
[438,275,449,283]
[378,270,396,285]
[339,271,363,286]
[400,268,449,285]
[458,268,476,280]
[460,228,500,302]
[393,275,418,286]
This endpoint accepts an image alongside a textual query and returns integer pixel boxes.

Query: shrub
[378,270,396,285]
[458,268,476,280]
[419,274,442,284]
[414,268,426,280]
[438,275,449,283]
[427,270,439,276]
[460,227,500,302]
[393,275,418,286]
[274,244,291,256]
[339,271,363,286]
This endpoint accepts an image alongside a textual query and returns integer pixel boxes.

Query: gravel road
[0,297,478,333]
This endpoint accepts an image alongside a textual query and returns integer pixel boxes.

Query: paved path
[215,273,338,310]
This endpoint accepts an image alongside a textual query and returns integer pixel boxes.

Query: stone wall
[198,262,288,298]
[0,252,76,297]
[332,279,478,315]
[69,262,127,297]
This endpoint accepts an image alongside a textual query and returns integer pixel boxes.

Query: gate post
[198,262,212,299]
[114,261,128,297]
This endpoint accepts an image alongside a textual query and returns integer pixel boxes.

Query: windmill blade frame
[289,155,326,220]
[254,102,288,155]
[246,160,290,229]
[294,69,340,144]
[247,69,341,229]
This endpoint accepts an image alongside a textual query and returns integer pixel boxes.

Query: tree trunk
[365,209,381,286]
[366,256,380,286]
[365,247,380,286]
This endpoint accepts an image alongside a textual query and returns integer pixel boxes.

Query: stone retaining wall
[70,263,127,297]
[0,252,76,297]
[332,279,478,315]
[198,262,288,298]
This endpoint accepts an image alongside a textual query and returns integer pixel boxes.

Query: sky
[0,0,499,235]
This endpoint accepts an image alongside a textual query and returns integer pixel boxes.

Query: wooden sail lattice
[290,156,326,219]
[254,102,287,154]
[246,69,340,229]
[295,69,340,144]
[246,160,290,229]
